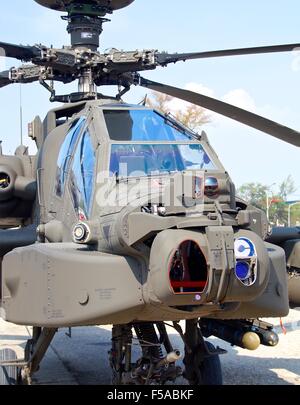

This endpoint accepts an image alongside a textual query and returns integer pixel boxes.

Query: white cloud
[177,83,299,189]
[222,88,257,113]
[163,82,261,137]
[166,82,215,114]
[167,82,258,124]
[185,82,215,98]
[167,97,186,113]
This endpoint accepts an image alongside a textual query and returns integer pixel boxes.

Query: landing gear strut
[183,319,224,385]
[109,320,225,385]
[109,323,182,385]
[1,320,225,385]
[0,326,56,385]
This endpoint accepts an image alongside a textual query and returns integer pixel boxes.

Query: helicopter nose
[148,228,271,309]
[168,240,208,295]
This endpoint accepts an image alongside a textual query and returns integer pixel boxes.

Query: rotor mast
[63,2,110,96]
[65,4,107,51]
[34,0,136,98]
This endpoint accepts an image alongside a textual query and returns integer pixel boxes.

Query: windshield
[104,109,194,141]
[110,144,216,178]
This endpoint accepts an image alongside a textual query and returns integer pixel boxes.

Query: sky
[0,0,300,198]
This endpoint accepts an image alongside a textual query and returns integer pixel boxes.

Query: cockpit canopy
[103,108,217,178]
[109,143,215,178]
[103,108,194,142]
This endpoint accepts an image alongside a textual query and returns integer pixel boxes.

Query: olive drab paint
[0,0,298,386]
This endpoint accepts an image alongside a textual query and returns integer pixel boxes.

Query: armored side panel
[2,243,145,327]
[1,235,289,326]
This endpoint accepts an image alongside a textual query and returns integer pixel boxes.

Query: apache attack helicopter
[0,0,300,386]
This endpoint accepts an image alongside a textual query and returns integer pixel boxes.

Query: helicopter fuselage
[0,99,289,327]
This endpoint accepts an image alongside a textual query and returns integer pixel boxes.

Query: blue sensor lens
[235,261,250,280]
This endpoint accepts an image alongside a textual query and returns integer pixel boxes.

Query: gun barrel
[156,350,182,367]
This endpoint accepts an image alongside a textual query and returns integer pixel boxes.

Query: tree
[237,182,268,211]
[271,176,297,225]
[291,205,300,226]
[146,90,210,132]
[278,175,296,201]
[175,104,211,132]
[146,92,172,114]
[238,176,298,226]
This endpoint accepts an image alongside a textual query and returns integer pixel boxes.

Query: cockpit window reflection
[110,144,215,178]
[104,109,194,141]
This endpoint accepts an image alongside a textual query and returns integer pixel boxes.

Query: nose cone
[34,0,136,12]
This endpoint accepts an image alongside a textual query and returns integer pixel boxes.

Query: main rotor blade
[0,41,41,61]
[0,70,11,88]
[156,43,300,65]
[139,77,300,147]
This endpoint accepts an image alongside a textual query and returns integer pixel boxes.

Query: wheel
[184,341,223,386]
[0,348,18,385]
[199,342,223,385]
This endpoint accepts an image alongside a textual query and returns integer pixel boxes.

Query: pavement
[0,309,300,385]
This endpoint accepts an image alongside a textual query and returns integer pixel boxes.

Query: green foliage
[238,182,268,210]
[278,175,296,200]
[292,205,300,226]
[238,176,299,226]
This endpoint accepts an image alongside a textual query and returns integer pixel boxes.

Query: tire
[185,341,223,386]
[199,342,223,385]
[0,348,18,385]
